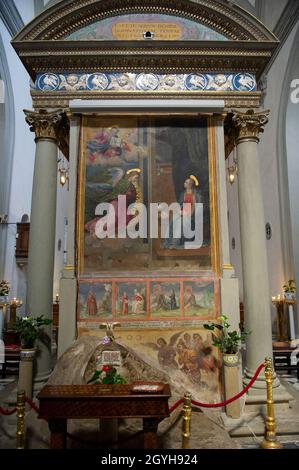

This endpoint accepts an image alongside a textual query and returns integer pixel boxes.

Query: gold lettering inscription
[112,22,182,40]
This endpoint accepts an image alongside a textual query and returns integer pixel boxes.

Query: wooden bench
[1,346,20,380]
[273,346,299,379]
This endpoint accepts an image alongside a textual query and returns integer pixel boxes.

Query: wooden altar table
[37,383,171,449]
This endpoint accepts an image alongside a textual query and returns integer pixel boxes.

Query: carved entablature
[12,0,279,110]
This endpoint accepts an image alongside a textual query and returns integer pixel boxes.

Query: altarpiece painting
[78,115,216,273]
[77,114,221,400]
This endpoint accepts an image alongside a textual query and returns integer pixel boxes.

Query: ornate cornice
[24,109,70,158]
[232,109,269,143]
[12,0,279,115]
[12,40,275,81]
[13,0,277,42]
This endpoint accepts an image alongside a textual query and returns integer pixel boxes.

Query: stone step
[222,410,299,439]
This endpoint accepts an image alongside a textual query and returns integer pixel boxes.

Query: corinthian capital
[232,109,270,143]
[24,109,64,141]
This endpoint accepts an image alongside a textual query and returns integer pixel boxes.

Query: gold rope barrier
[261,357,282,449]
[182,392,192,449]
[16,390,26,449]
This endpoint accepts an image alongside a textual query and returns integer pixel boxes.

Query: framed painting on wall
[77,115,219,275]
[77,277,218,323]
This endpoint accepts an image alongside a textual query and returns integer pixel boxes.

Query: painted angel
[142,331,183,369]
[206,74,233,91]
[58,74,88,91]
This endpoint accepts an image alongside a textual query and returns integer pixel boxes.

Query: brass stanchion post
[261,357,283,449]
[182,392,192,449]
[16,390,26,449]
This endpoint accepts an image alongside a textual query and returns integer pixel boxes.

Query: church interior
[0,0,299,452]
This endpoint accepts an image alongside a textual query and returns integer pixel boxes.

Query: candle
[288,303,295,341]
[55,293,59,302]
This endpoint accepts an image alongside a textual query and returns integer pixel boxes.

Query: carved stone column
[24,109,64,387]
[232,109,279,389]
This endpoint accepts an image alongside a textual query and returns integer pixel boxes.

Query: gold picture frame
[76,113,220,275]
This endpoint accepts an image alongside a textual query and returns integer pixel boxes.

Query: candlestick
[272,294,288,342]
[8,297,23,328]
[0,307,4,341]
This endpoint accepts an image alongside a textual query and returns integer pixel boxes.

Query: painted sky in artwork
[66,13,227,41]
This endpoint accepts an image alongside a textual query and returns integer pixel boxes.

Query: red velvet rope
[191,363,265,408]
[168,398,184,414]
[0,398,40,416]
[167,362,265,413]
[0,405,17,415]
[25,397,40,414]
[1,363,265,417]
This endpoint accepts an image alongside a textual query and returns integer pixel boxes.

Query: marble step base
[222,411,299,440]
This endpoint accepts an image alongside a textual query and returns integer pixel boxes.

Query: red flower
[102,365,113,372]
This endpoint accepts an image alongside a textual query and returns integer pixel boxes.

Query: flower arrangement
[13,315,52,349]
[87,329,126,385]
[87,365,126,385]
[0,280,10,297]
[283,280,296,294]
[203,315,250,355]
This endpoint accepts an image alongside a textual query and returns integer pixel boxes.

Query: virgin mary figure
[163,175,202,249]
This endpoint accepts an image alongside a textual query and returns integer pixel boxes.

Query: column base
[221,407,299,441]
[244,383,293,413]
[243,367,280,389]
[33,369,52,395]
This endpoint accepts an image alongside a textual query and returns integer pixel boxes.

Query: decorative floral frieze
[35,72,257,93]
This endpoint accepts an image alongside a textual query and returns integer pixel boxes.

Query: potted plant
[283,280,296,302]
[203,315,250,366]
[0,280,10,303]
[13,315,52,350]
